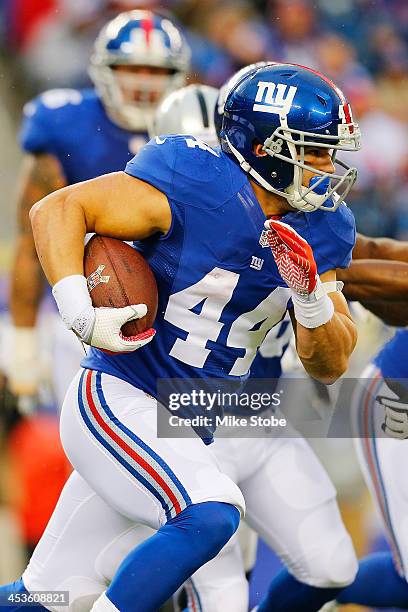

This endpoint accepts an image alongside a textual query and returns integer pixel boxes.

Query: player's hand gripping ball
[264,219,318,298]
[83,236,158,352]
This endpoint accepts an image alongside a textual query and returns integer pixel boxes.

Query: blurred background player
[3,7,190,563]
[8,8,190,408]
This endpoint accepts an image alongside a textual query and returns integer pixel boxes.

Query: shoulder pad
[126,135,243,209]
[20,89,84,154]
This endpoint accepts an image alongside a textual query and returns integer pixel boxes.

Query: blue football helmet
[221,63,361,212]
[90,10,191,131]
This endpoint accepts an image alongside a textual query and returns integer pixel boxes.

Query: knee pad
[297,530,358,588]
[70,594,103,612]
[292,502,358,588]
[167,501,240,560]
[24,566,105,612]
[319,531,358,587]
[59,578,105,612]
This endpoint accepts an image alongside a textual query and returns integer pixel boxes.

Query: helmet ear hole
[252,140,267,157]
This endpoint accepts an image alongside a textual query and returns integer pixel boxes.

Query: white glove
[8,326,40,396]
[53,275,155,353]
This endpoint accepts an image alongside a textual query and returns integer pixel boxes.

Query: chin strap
[225,135,275,190]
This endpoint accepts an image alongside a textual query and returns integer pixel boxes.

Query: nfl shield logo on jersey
[259,230,270,248]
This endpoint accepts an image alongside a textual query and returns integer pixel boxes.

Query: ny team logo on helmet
[253,81,297,114]
[90,10,191,131]
[221,63,361,212]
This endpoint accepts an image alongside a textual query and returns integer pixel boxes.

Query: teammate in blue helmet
[89,10,190,131]
[3,63,361,612]
[8,10,190,407]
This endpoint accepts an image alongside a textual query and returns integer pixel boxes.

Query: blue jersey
[82,136,355,439]
[20,88,148,183]
[374,329,408,379]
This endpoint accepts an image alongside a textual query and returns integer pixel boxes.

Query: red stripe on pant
[85,370,182,515]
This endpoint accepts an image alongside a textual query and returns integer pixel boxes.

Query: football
[84,235,158,337]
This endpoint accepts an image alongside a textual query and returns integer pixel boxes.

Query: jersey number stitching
[164,267,288,376]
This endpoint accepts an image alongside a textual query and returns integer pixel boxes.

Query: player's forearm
[338,259,408,301]
[295,305,357,385]
[360,300,408,326]
[354,233,408,262]
[11,152,67,313]
[10,234,46,326]
[30,190,87,286]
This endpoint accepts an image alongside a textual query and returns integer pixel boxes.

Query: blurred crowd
[2,0,408,237]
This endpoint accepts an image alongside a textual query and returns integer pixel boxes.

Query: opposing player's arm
[290,270,357,385]
[359,300,408,327]
[338,259,408,301]
[10,153,67,325]
[353,233,408,262]
[338,256,408,325]
[30,171,171,286]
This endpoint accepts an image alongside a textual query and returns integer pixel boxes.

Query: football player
[152,81,360,612]
[8,9,190,408]
[151,83,220,148]
[1,63,360,611]
[154,80,408,612]
[318,239,408,609]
